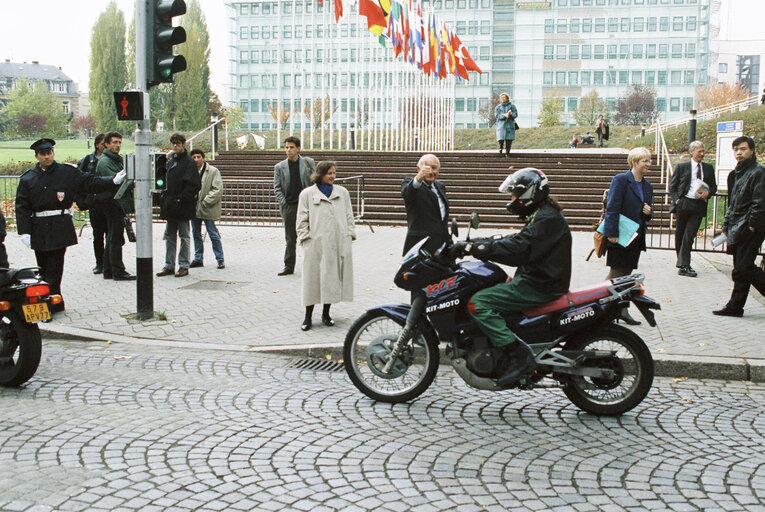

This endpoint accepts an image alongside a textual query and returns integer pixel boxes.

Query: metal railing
[646,95,760,135]
[187,117,229,160]
[653,117,674,189]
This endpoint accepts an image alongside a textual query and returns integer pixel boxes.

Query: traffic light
[146,0,187,89]
[152,153,168,191]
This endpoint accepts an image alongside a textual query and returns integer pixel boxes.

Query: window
[543,71,553,85]
[545,19,554,33]
[455,98,465,111]
[673,16,683,31]
[61,101,70,113]
[557,19,568,33]
[480,46,490,60]
[581,45,592,59]
[468,21,478,35]
[251,75,260,87]
[481,0,491,7]
[582,18,592,32]
[719,62,728,73]
[593,71,604,84]
[671,44,682,58]
[240,26,248,39]
[469,0,478,7]
[595,18,605,32]
[619,71,629,84]
[621,17,630,32]
[250,99,259,112]
[568,72,579,85]
[569,45,580,59]
[646,44,656,58]
[670,97,680,111]
[240,3,248,14]
[609,18,618,32]
[481,21,491,34]
[467,98,477,111]
[445,0,454,8]
[685,43,695,58]
[647,17,657,31]
[631,71,642,84]
[620,44,629,58]
[556,45,567,59]
[659,44,668,58]
[687,16,697,31]
[594,45,604,59]
[660,17,669,31]
[251,26,258,39]
[239,51,248,63]
[283,26,292,39]
[458,0,466,7]
[250,50,259,63]
[607,44,617,59]
[262,3,270,14]
[633,44,643,58]
[581,71,591,85]
[607,70,616,84]
[239,100,249,112]
[685,70,695,84]
[544,45,554,60]
[570,19,580,33]
[684,97,694,110]
[262,26,270,39]
[558,0,568,4]
[633,17,644,32]
[262,50,270,63]
[568,98,578,111]
[556,71,566,85]
[456,21,466,35]
[658,70,667,84]
[645,71,656,84]
[657,98,666,111]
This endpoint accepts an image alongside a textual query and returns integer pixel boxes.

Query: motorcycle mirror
[470,213,481,229]
[450,218,459,239]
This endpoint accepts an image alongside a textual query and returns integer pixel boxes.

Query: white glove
[21,234,31,249]
[113,169,127,185]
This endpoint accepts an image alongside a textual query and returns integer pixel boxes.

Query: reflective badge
[57,192,65,202]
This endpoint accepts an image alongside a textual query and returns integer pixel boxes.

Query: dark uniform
[15,139,118,311]
[77,151,107,272]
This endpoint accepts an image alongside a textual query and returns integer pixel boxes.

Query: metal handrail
[653,117,673,189]
[646,95,759,135]
[187,117,229,160]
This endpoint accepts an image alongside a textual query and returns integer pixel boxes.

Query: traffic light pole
[135,0,154,320]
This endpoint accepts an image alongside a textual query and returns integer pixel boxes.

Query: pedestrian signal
[113,91,144,121]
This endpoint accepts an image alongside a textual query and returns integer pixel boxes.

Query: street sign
[715,120,743,190]
[113,91,144,121]
[717,121,744,133]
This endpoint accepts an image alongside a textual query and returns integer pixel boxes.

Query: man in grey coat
[189,149,225,269]
[274,136,315,275]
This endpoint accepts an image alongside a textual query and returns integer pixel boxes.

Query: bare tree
[574,89,609,127]
[303,94,337,129]
[695,81,751,110]
[268,102,293,130]
[614,85,657,126]
[478,92,503,127]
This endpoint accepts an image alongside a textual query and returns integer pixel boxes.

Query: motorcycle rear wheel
[0,311,42,387]
[344,311,439,403]
[561,324,653,416]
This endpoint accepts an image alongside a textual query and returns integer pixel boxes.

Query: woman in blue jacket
[603,147,654,324]
[494,93,518,157]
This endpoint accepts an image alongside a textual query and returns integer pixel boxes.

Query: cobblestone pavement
[5,223,765,371]
[1,339,764,512]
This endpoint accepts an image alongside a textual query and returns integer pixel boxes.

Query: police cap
[30,138,56,153]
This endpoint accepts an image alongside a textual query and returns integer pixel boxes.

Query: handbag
[586,189,609,261]
[514,121,520,130]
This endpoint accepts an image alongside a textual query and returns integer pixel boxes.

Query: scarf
[318,183,333,197]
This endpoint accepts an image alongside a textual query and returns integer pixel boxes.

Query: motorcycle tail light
[636,284,645,296]
[0,301,10,311]
[25,285,50,298]
[402,273,411,281]
[49,295,63,305]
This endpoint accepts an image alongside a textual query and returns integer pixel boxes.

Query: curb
[41,325,765,383]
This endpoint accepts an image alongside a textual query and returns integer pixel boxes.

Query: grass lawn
[0,139,136,167]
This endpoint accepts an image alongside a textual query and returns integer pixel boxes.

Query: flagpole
[276,0,282,148]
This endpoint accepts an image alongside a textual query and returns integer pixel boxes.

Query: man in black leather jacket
[714,136,765,317]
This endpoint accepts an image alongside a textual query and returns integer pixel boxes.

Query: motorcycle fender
[365,304,411,327]
[631,295,661,327]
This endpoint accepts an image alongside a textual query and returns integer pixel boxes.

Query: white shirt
[685,160,706,200]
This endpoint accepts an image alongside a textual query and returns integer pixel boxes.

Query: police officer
[15,138,127,313]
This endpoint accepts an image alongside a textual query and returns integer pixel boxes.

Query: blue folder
[597,214,640,248]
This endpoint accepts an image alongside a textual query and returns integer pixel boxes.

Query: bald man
[401,153,451,255]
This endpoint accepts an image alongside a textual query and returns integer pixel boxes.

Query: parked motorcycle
[344,216,660,416]
[0,267,60,387]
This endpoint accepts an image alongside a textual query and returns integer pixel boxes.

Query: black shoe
[103,274,113,280]
[301,318,312,331]
[278,268,294,276]
[496,341,537,387]
[217,261,225,269]
[322,315,335,327]
[113,273,136,281]
[189,261,204,268]
[713,307,744,317]
[678,266,698,277]
[618,309,641,325]
[92,266,103,275]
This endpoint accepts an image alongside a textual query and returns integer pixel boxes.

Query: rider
[455,168,572,386]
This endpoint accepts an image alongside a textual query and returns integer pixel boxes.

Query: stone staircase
[211,150,668,230]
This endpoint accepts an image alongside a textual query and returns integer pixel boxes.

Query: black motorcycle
[344,216,660,416]
[0,267,59,386]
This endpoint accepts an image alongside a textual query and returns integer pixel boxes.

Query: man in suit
[401,153,450,256]
[669,140,717,277]
[274,136,315,275]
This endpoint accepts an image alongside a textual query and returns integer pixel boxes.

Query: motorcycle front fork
[382,294,426,374]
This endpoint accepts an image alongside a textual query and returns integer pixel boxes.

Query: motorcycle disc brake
[366,334,410,379]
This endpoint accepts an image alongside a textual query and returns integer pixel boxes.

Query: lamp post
[688,109,698,144]
[211,113,219,159]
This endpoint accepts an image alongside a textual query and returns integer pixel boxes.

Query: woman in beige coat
[296,161,356,331]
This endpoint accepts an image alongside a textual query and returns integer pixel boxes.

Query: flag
[334,0,343,22]
[360,0,386,35]
[236,135,249,149]
[250,133,266,150]
[451,32,482,73]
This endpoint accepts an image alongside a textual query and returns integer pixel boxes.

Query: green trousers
[468,276,562,347]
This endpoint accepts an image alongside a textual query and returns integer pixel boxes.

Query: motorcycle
[344,215,660,416]
[0,267,60,387]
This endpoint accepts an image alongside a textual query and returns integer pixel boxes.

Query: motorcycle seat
[522,281,612,317]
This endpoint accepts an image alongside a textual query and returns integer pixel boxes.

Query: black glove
[451,241,468,259]
[468,238,493,260]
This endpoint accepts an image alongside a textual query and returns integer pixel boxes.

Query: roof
[0,61,78,94]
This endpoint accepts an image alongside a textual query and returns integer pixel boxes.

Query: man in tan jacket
[189,149,225,269]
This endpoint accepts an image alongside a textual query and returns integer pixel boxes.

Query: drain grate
[288,358,345,373]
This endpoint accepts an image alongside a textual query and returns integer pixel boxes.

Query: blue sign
[717,121,743,133]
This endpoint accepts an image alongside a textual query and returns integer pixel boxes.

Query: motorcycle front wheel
[561,324,654,416]
[0,311,42,387]
[344,311,439,403]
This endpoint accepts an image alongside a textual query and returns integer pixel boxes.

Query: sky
[1,0,764,107]
[0,0,228,100]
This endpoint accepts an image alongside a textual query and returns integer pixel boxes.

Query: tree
[89,1,129,133]
[0,79,69,137]
[537,97,564,127]
[478,93,503,127]
[614,85,657,126]
[221,105,245,131]
[695,81,751,110]
[574,89,609,127]
[172,0,213,130]
[71,115,98,136]
[269,102,293,130]
[303,95,337,128]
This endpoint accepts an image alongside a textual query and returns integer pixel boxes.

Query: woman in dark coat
[603,147,654,324]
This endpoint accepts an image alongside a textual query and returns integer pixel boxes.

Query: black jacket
[74,151,101,210]
[15,161,116,251]
[401,177,450,255]
[669,160,717,213]
[160,150,201,221]
[482,202,572,294]
[723,156,765,245]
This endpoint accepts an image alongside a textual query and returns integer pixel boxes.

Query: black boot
[496,340,537,387]
[618,308,641,326]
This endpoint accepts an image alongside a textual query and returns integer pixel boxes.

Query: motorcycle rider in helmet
[454,168,572,386]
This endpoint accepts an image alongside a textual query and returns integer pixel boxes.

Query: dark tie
[696,162,702,180]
